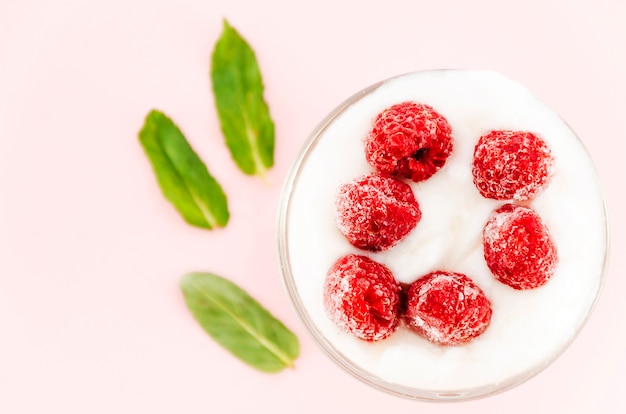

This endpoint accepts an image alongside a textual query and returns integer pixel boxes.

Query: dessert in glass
[277,70,609,401]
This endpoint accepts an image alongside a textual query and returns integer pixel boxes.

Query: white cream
[283,70,608,396]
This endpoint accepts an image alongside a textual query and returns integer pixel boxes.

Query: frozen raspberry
[324,254,402,342]
[404,271,492,346]
[472,130,554,201]
[364,102,453,182]
[483,204,558,290]
[335,173,421,251]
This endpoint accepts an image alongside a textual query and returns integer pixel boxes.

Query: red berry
[335,173,421,251]
[404,271,492,346]
[364,102,453,182]
[472,130,554,201]
[324,254,402,342]
[483,204,558,290]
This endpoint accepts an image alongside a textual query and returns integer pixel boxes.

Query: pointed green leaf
[139,110,229,229]
[180,272,299,373]
[211,19,275,179]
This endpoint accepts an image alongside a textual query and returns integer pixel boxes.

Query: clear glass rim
[276,69,611,402]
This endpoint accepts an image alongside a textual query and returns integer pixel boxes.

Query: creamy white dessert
[278,70,608,399]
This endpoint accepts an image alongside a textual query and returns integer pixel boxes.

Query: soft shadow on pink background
[1,1,624,413]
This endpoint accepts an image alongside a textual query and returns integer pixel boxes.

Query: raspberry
[483,204,558,290]
[472,130,554,201]
[404,271,492,346]
[324,254,402,342]
[364,102,453,182]
[335,173,421,251]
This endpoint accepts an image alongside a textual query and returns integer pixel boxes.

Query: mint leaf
[139,110,229,229]
[211,19,275,179]
[180,272,299,373]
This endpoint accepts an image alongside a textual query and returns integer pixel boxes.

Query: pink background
[1,0,624,412]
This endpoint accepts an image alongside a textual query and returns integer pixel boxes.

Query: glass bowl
[277,69,609,401]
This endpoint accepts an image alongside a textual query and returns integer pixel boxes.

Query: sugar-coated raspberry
[404,271,492,346]
[472,130,554,201]
[483,204,558,290]
[335,173,421,251]
[364,102,453,182]
[324,254,402,342]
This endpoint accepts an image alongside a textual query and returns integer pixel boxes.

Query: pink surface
[1,0,624,412]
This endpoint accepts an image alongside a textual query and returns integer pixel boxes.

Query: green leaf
[211,19,275,179]
[180,272,299,373]
[138,110,229,229]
